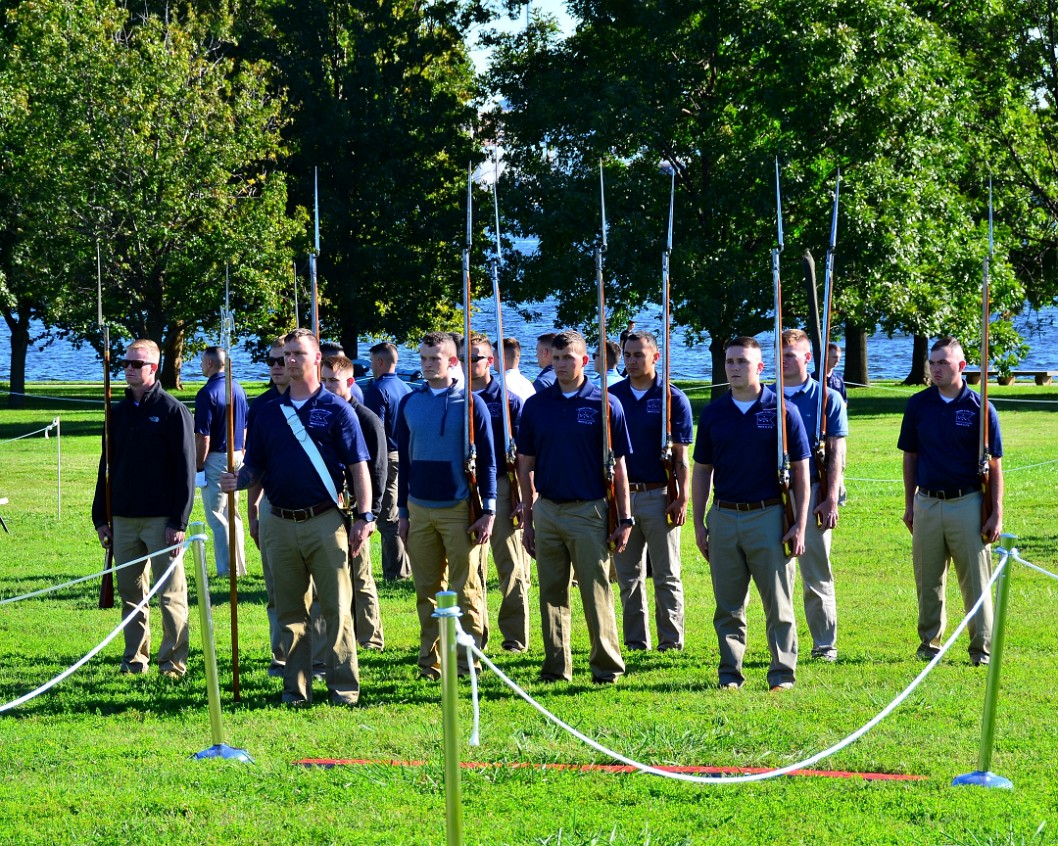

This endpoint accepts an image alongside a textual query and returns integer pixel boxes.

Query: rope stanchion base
[194,743,254,763]
[952,770,1012,789]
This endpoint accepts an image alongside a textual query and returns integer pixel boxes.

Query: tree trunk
[160,325,186,391]
[903,334,929,385]
[3,302,31,410]
[843,319,869,387]
[708,335,729,401]
[802,250,823,378]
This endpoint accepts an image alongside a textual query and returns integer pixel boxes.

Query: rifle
[96,243,115,610]
[814,169,840,527]
[597,160,619,546]
[463,162,484,537]
[660,166,679,525]
[310,166,320,338]
[979,179,994,542]
[773,160,796,557]
[221,265,241,701]
[490,152,521,525]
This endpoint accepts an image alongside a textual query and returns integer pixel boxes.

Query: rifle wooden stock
[605,477,619,549]
[98,546,115,609]
[505,457,521,526]
[980,471,993,542]
[662,446,679,527]
[467,462,484,537]
[779,477,796,558]
[814,443,828,529]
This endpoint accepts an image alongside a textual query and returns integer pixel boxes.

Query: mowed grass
[0,381,1057,846]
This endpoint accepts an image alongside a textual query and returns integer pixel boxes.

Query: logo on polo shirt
[486,400,501,418]
[646,398,661,415]
[955,409,975,427]
[309,408,333,429]
[756,409,776,429]
[577,407,599,425]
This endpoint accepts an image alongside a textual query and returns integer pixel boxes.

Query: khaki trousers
[202,451,246,577]
[489,475,531,651]
[613,487,685,651]
[534,498,624,682]
[379,452,411,580]
[798,483,837,654]
[257,495,284,672]
[407,500,488,676]
[113,515,189,675]
[912,491,992,660]
[262,508,359,705]
[706,504,797,687]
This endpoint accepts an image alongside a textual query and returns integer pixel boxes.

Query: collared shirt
[784,377,849,484]
[243,386,370,510]
[503,368,536,402]
[363,372,412,452]
[348,397,387,514]
[897,382,1002,490]
[589,368,625,387]
[827,371,848,402]
[194,371,248,451]
[533,364,557,393]
[519,378,633,502]
[609,374,693,484]
[473,377,523,468]
[693,385,811,503]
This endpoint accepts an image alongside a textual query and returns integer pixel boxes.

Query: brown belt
[628,482,667,492]
[716,498,782,512]
[271,500,337,522]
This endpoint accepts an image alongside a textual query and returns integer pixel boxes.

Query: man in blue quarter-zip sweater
[396,331,497,679]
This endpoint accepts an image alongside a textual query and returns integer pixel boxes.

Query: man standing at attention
[826,342,848,403]
[396,331,497,679]
[195,346,249,578]
[93,339,195,678]
[518,330,632,684]
[532,332,558,393]
[222,328,373,707]
[692,337,810,691]
[898,336,1003,666]
[781,329,848,662]
[610,330,693,652]
[363,341,413,581]
[500,337,536,403]
[468,334,530,653]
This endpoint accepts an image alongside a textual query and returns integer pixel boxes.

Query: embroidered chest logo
[755,409,776,430]
[148,416,160,423]
[646,398,662,415]
[955,409,976,428]
[308,407,333,430]
[486,400,502,419]
[577,407,599,425]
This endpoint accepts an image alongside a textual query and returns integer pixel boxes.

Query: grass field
[0,381,1057,846]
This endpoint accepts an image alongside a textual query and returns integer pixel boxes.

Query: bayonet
[814,169,841,527]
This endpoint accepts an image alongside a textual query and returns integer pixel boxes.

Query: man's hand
[902,506,914,535]
[511,501,527,527]
[96,525,112,549]
[348,519,375,557]
[522,521,536,559]
[694,523,709,561]
[607,524,632,554]
[248,514,260,549]
[165,527,186,559]
[469,513,495,545]
[982,511,1002,545]
[782,524,805,558]
[813,495,840,531]
[666,497,689,527]
[219,471,239,494]
[398,516,409,545]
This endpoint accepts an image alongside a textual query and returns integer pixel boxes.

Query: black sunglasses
[459,355,488,363]
[266,356,286,366]
[120,359,151,369]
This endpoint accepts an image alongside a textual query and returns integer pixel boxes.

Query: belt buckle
[291,507,310,522]
[736,501,751,512]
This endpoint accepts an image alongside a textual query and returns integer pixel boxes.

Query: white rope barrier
[0,540,188,606]
[454,552,1009,784]
[0,536,202,713]
[844,381,1058,404]
[0,417,60,445]
[1012,551,1058,582]
[0,389,105,405]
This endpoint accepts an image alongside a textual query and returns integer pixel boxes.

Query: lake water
[2,300,1056,385]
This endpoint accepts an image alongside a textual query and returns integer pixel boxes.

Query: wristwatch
[482,508,496,516]
[619,516,635,527]
[356,511,376,523]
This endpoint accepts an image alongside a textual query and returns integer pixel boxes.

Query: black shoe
[916,646,940,662]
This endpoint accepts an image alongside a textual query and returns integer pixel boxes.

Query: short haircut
[551,330,587,356]
[448,332,464,353]
[269,335,288,350]
[320,340,344,357]
[127,339,161,361]
[931,336,964,356]
[781,328,810,347]
[202,346,227,368]
[595,338,621,368]
[537,332,557,345]
[421,331,456,357]
[621,330,658,351]
[285,327,320,351]
[322,354,355,376]
[469,333,493,354]
[502,337,521,357]
[370,341,398,361]
[725,336,761,352]
[827,342,841,355]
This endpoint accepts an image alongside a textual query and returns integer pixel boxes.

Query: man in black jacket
[93,339,195,678]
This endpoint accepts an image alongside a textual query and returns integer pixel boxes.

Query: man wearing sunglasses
[92,339,196,679]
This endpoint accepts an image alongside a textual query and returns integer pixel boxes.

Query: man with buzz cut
[692,336,810,691]
[500,337,536,403]
[610,330,693,652]
[397,331,497,679]
[518,329,632,684]
[532,332,558,393]
[898,336,1003,666]
[781,328,848,662]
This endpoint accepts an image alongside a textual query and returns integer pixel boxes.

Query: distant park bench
[965,370,1058,386]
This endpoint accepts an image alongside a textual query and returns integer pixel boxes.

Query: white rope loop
[0,417,59,445]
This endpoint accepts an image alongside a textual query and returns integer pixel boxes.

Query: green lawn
[0,381,1056,846]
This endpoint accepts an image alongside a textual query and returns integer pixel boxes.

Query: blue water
[2,301,1056,384]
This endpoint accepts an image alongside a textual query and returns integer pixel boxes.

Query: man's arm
[901,451,918,534]
[813,435,846,530]
[609,455,633,553]
[347,460,373,556]
[517,454,538,558]
[195,434,210,471]
[666,443,691,526]
[983,456,1003,543]
[785,457,810,557]
[691,462,713,561]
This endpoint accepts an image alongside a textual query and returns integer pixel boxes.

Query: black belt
[628,482,667,492]
[918,487,977,500]
[271,500,337,522]
[716,498,782,512]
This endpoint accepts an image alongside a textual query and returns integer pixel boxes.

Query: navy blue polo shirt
[693,385,811,502]
[473,377,523,467]
[243,386,370,510]
[897,383,1002,490]
[363,372,412,452]
[533,365,557,393]
[785,378,848,484]
[194,372,248,451]
[827,371,848,402]
[519,378,633,502]
[609,375,693,484]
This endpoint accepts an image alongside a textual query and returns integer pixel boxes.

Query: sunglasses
[266,356,286,366]
[459,355,488,363]
[120,359,152,369]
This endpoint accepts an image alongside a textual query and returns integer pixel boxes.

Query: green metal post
[436,591,464,846]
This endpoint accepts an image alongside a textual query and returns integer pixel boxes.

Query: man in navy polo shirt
[532,331,558,393]
[518,329,633,684]
[468,333,530,653]
[692,336,811,691]
[610,331,693,652]
[221,328,373,707]
[364,342,413,581]
[194,346,249,578]
[781,329,848,662]
[898,336,1003,666]
[826,343,848,402]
